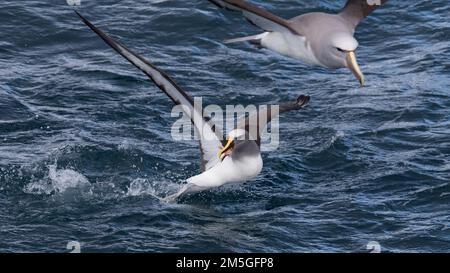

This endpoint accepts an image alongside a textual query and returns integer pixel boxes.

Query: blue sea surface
[0,0,449,252]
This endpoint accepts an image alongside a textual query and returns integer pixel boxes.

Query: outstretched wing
[237,95,310,146]
[339,0,389,27]
[76,12,223,172]
[208,0,302,35]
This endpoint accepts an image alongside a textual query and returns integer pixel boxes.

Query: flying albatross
[208,0,389,86]
[75,12,310,202]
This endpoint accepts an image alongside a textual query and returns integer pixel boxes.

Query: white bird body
[187,151,263,189]
[260,31,322,67]
[164,140,264,202]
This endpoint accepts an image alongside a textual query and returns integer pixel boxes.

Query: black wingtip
[74,10,93,28]
[73,10,125,56]
[208,0,225,9]
[75,11,103,37]
[74,10,84,21]
[296,95,310,108]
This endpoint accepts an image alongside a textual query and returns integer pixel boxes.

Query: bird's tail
[163,183,201,203]
[224,34,264,45]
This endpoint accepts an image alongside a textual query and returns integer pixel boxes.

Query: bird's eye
[336,47,345,52]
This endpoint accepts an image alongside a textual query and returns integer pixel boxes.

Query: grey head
[218,95,311,161]
[289,0,389,86]
[290,12,364,86]
[218,129,260,162]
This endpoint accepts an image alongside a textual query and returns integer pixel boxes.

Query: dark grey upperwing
[339,0,389,27]
[76,12,224,172]
[208,0,302,35]
[237,95,310,146]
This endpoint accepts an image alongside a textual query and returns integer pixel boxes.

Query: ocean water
[0,0,449,253]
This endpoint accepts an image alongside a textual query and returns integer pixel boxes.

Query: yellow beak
[346,51,365,87]
[218,138,235,161]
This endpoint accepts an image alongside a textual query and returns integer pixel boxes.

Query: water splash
[125,178,180,201]
[23,164,90,195]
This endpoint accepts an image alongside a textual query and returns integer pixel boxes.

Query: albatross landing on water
[75,12,310,202]
[208,0,389,86]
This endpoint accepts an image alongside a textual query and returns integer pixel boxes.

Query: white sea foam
[376,121,422,132]
[330,130,345,145]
